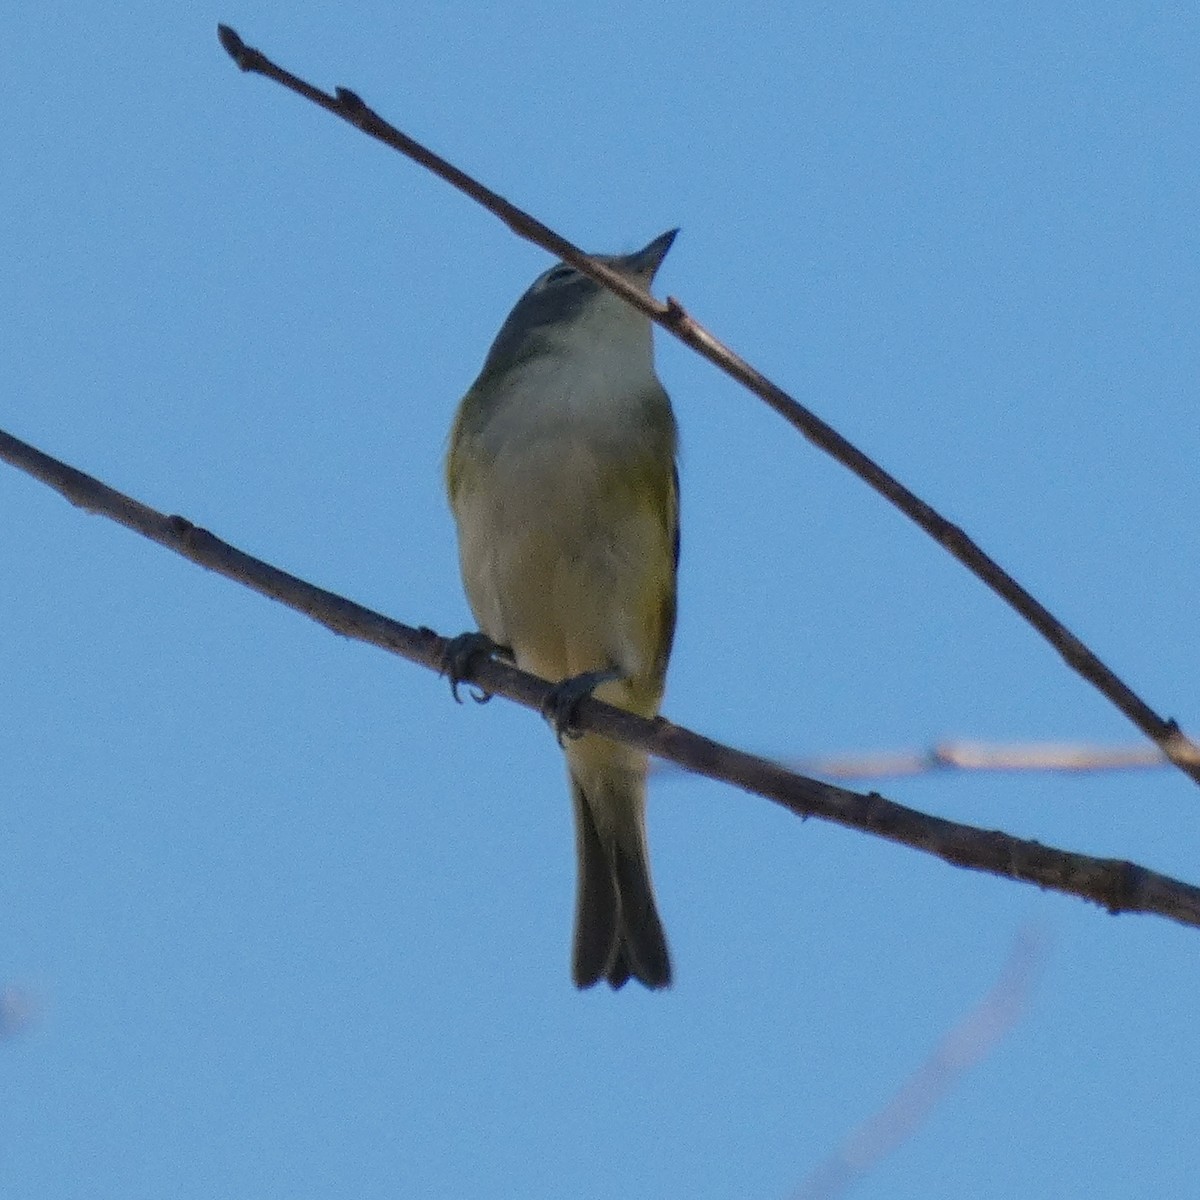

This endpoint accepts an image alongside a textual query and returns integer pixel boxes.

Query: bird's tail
[567,737,671,990]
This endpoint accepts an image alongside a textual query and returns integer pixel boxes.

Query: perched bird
[445,231,680,990]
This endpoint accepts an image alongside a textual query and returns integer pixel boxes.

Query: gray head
[478,230,677,379]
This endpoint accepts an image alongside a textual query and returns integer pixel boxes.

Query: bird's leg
[541,668,623,745]
[441,632,511,704]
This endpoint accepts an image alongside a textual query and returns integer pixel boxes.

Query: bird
[444,230,680,989]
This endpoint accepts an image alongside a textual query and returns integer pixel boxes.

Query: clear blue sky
[3,5,1199,1197]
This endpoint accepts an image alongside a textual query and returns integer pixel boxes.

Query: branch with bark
[4,426,1200,932]
[214,23,1200,789]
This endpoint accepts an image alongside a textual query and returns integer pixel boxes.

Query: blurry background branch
[793,928,1043,1200]
[4,424,1200,933]
[657,739,1186,784]
[0,987,38,1042]
[215,23,1200,789]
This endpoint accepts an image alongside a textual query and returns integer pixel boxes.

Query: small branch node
[664,295,689,325]
[334,87,369,118]
[1106,861,1147,915]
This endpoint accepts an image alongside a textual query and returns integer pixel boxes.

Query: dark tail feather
[571,778,619,988]
[570,779,671,991]
[610,838,670,989]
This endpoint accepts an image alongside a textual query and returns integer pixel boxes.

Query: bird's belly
[454,443,661,685]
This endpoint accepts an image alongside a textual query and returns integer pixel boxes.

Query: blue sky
[3,4,1199,1197]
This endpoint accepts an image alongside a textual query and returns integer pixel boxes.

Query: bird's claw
[441,632,501,704]
[541,669,621,746]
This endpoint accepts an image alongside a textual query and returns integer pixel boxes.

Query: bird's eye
[541,265,577,288]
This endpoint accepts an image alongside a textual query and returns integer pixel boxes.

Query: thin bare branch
[793,929,1042,1200]
[215,23,1200,789]
[5,425,1200,933]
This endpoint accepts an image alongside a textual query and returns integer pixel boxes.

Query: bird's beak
[620,228,679,280]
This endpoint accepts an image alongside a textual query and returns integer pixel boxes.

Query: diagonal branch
[214,24,1200,789]
[4,424,1200,932]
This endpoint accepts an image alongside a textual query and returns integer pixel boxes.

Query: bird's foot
[441,632,507,704]
[541,668,622,745]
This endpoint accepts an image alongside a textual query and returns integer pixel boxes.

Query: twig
[214,23,1200,789]
[4,424,1200,932]
[792,929,1042,1199]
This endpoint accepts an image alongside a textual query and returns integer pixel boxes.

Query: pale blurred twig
[4,425,1200,933]
[805,740,1178,781]
[215,23,1200,789]
[657,739,1182,784]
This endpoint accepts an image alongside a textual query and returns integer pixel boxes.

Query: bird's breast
[451,403,671,683]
